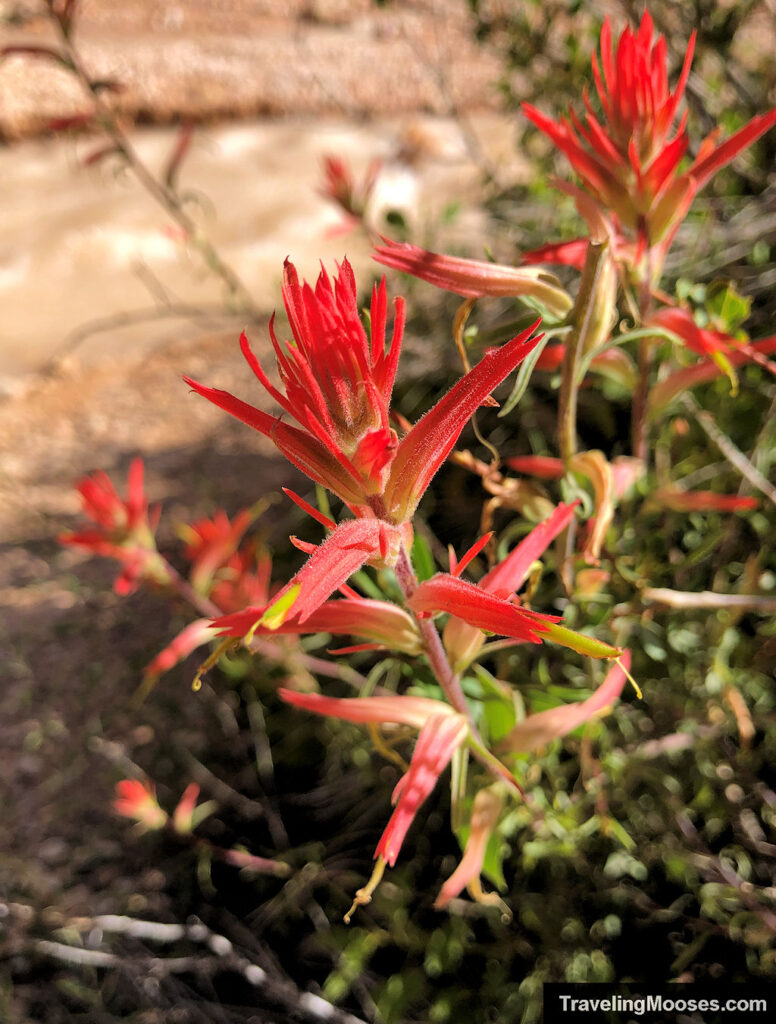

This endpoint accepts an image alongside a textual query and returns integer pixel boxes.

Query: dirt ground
[1,3,499,956]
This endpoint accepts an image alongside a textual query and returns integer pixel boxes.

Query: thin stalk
[392,548,524,798]
[631,245,656,463]
[631,337,653,464]
[393,547,473,723]
[48,9,263,321]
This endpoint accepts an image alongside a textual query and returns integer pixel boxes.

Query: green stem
[631,337,652,464]
[558,240,610,464]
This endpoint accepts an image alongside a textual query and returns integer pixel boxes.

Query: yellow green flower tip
[710,349,739,396]
[176,523,198,545]
[617,656,643,699]
[192,637,237,691]
[252,584,302,636]
[344,856,387,925]
[542,622,622,660]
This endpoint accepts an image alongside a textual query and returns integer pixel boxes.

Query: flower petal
[376,713,469,866]
[407,573,559,643]
[279,690,457,730]
[498,651,630,753]
[384,324,543,522]
[479,502,578,595]
[373,238,572,317]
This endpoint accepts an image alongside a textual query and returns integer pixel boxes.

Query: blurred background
[2,2,776,1022]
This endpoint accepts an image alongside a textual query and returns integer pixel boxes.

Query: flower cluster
[61,6,774,921]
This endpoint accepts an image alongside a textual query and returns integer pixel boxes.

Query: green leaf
[472,664,517,743]
[499,331,552,417]
[481,831,508,890]
[411,532,436,582]
[350,569,385,601]
[705,279,750,334]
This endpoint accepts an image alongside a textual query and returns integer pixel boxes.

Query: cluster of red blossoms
[62,8,775,915]
[63,255,625,911]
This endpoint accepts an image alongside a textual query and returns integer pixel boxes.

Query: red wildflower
[186,259,543,522]
[433,503,622,669]
[113,779,168,830]
[524,10,776,258]
[319,154,382,232]
[179,508,254,594]
[649,335,776,412]
[60,458,164,595]
[185,259,404,507]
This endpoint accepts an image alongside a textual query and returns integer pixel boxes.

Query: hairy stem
[393,548,473,721]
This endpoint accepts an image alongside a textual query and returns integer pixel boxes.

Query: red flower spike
[498,651,631,753]
[113,779,168,830]
[185,258,405,507]
[60,457,164,596]
[180,508,254,594]
[373,238,572,319]
[524,10,776,256]
[383,323,543,522]
[319,154,382,231]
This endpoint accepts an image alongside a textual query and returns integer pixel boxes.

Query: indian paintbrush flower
[523,10,776,266]
[113,779,168,831]
[60,458,166,595]
[184,259,543,522]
